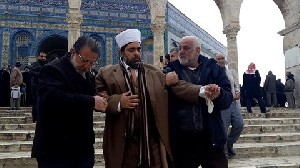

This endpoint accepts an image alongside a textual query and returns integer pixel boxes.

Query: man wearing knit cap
[95,29,201,168]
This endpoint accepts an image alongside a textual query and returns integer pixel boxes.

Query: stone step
[244,118,300,125]
[234,141,300,158]
[0,151,299,168]
[0,112,31,117]
[229,156,300,168]
[0,107,32,110]
[0,149,104,167]
[0,128,104,141]
[0,117,33,124]
[241,124,300,134]
[0,115,104,124]
[0,130,35,141]
[0,123,36,131]
[0,138,103,153]
[242,111,300,119]
[0,122,104,131]
[238,133,300,143]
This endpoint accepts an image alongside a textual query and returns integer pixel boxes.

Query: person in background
[284,72,295,109]
[31,36,108,168]
[10,61,23,110]
[31,51,47,122]
[0,63,11,107]
[243,62,268,113]
[276,79,286,107]
[22,66,32,106]
[215,53,244,158]
[169,47,179,62]
[10,85,21,110]
[263,70,277,107]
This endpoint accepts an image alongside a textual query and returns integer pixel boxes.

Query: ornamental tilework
[0,0,226,67]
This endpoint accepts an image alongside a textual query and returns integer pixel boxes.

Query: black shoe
[262,109,270,113]
[227,147,236,157]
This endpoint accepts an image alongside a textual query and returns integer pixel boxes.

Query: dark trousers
[175,131,228,168]
[246,97,266,113]
[37,155,94,168]
[32,86,39,122]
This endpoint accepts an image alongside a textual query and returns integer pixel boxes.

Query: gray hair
[182,36,201,48]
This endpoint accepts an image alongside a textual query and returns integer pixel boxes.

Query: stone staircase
[0,107,299,168]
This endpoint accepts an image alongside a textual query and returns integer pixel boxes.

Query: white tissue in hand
[200,86,214,113]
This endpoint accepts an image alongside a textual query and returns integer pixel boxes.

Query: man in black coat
[164,36,232,168]
[31,51,47,122]
[243,63,268,113]
[0,64,10,107]
[31,36,108,168]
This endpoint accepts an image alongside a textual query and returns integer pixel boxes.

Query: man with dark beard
[95,29,201,168]
[31,51,47,122]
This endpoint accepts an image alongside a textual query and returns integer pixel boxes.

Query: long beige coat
[95,64,199,168]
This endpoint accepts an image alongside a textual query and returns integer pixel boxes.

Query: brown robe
[95,64,200,168]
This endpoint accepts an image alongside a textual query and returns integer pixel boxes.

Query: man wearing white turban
[95,29,201,168]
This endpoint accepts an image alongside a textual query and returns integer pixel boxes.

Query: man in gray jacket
[216,53,244,158]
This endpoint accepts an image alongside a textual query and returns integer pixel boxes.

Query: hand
[166,71,179,86]
[234,92,240,100]
[120,91,139,109]
[205,84,221,100]
[94,96,108,112]
[99,91,108,99]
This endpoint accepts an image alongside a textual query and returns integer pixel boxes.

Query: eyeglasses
[77,54,98,66]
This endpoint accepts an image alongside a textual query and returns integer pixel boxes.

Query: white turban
[115,29,141,48]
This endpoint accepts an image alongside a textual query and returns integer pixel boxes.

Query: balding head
[215,53,226,68]
[179,36,201,68]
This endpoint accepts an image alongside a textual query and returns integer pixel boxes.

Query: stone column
[146,0,167,69]
[67,0,83,50]
[223,25,240,85]
[151,18,166,69]
[1,31,10,64]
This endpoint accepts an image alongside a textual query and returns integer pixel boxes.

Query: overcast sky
[168,0,285,85]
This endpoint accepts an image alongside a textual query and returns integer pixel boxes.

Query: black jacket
[31,55,95,159]
[164,55,233,154]
[30,60,46,87]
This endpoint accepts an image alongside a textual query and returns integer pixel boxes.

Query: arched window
[15,33,30,66]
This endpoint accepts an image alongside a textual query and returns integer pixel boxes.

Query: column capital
[223,25,240,39]
[150,17,167,34]
[66,12,83,25]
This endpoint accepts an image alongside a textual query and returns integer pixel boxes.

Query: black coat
[31,55,96,159]
[243,70,263,98]
[0,69,10,106]
[164,55,233,156]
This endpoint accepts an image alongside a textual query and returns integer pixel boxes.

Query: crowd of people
[0,29,297,168]
[240,64,296,110]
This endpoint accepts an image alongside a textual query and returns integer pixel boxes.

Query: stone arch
[37,35,68,62]
[9,30,34,67]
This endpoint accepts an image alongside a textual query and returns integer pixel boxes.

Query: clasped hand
[204,84,221,100]
[94,95,108,112]
[120,91,139,109]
